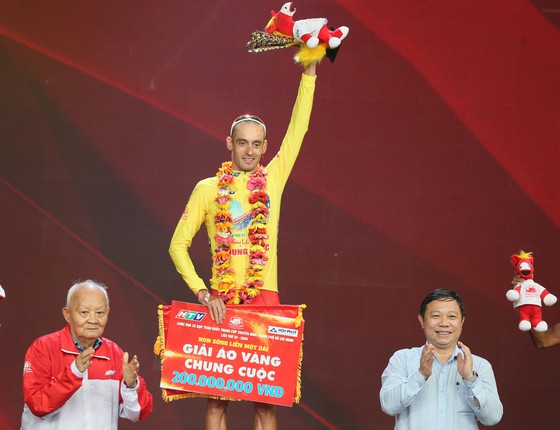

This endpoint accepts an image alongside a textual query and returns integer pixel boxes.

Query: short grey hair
[66,279,109,307]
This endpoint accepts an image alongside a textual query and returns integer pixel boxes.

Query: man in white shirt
[379,288,503,429]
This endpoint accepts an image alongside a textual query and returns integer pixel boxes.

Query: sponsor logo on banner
[228,316,244,329]
[268,326,298,337]
[175,309,206,321]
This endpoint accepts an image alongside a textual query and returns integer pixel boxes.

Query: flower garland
[213,161,269,304]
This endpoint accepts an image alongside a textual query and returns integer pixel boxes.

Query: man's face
[227,122,267,172]
[62,286,110,348]
[418,298,464,351]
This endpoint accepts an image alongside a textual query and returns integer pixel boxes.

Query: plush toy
[247,2,349,66]
[506,250,557,332]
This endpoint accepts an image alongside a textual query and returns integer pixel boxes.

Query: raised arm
[265,61,318,184]
[303,61,317,76]
[458,356,503,426]
[119,352,153,421]
[23,341,82,417]
[380,349,427,416]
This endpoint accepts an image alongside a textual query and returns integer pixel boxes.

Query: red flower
[213,250,230,265]
[247,175,266,191]
[215,234,234,245]
[252,205,269,218]
[249,190,268,204]
[215,195,231,205]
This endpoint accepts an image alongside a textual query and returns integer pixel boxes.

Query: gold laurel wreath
[246,30,300,52]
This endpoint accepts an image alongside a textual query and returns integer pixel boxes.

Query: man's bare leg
[206,398,228,430]
[254,402,276,430]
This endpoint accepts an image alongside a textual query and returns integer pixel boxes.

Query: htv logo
[175,309,206,321]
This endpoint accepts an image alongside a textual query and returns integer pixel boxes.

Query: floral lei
[213,161,269,304]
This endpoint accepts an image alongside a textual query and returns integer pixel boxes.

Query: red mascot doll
[506,250,557,332]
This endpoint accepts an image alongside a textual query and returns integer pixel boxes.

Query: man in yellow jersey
[169,61,318,430]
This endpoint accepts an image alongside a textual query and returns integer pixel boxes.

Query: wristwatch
[464,371,478,383]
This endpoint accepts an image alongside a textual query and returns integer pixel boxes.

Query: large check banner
[156,301,305,407]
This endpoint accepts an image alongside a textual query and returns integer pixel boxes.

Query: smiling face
[227,121,267,172]
[418,298,464,353]
[62,285,110,349]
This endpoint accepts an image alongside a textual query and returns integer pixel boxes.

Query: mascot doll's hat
[511,250,534,279]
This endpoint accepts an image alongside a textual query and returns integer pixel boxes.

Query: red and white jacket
[21,326,153,429]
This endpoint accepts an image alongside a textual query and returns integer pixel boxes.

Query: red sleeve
[136,376,154,420]
[22,338,82,417]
